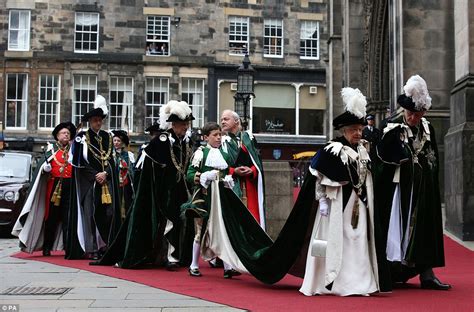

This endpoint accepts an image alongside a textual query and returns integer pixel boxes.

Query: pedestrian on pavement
[375,74,451,290]
[12,121,76,257]
[362,114,382,160]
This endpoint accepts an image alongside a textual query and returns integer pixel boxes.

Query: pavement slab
[0,238,243,312]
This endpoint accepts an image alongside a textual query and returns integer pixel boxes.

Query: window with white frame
[5,73,28,128]
[300,21,319,59]
[8,10,30,51]
[109,77,133,131]
[145,77,169,127]
[181,78,204,128]
[263,19,283,57]
[75,12,99,53]
[72,75,97,125]
[229,16,249,55]
[38,75,60,129]
[146,16,170,56]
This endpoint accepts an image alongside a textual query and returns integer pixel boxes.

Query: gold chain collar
[85,131,113,162]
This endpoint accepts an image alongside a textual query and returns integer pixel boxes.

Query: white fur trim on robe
[11,161,63,253]
[300,171,379,296]
[247,149,266,230]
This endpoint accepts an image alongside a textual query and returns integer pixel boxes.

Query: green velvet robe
[374,115,445,281]
[95,129,194,268]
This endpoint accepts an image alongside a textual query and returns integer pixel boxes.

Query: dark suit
[362,125,382,158]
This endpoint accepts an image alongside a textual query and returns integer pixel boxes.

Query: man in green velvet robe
[95,100,195,269]
[375,75,450,290]
[220,110,266,229]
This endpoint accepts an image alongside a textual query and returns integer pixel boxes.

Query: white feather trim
[159,103,172,130]
[341,87,367,118]
[170,100,192,120]
[191,147,204,168]
[403,75,432,111]
[94,95,108,115]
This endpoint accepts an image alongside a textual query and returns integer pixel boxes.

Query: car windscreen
[0,153,31,182]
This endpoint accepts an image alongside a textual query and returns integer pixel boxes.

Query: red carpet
[14,236,474,312]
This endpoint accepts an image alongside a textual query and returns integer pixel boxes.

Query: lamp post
[234,54,255,131]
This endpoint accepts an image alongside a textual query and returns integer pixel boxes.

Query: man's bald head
[220,109,240,134]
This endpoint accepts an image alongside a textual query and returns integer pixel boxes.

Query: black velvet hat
[333,87,367,130]
[159,100,195,130]
[145,122,161,133]
[398,75,432,112]
[52,122,77,141]
[82,95,108,122]
[333,111,367,130]
[166,113,195,122]
[112,129,129,146]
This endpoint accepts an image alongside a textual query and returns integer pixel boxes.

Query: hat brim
[333,111,367,130]
[397,94,425,112]
[52,122,77,141]
[112,130,130,146]
[166,113,195,123]
[145,124,161,133]
[82,108,107,122]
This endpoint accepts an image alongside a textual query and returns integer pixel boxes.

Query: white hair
[222,109,241,125]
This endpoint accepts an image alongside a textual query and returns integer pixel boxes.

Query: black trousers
[44,178,71,251]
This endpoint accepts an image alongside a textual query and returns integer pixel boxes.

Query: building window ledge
[4,51,33,58]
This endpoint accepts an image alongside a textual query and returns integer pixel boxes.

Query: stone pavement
[0,238,243,312]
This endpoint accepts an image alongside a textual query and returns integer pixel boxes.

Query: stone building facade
[0,0,328,160]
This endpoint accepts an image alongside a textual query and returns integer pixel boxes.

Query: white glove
[199,170,219,189]
[222,175,235,189]
[319,197,330,217]
[43,163,52,173]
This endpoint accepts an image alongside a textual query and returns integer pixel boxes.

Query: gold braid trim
[50,144,70,206]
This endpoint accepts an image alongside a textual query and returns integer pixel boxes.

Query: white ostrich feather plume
[403,75,432,111]
[159,102,172,130]
[341,87,367,118]
[94,95,108,115]
[159,100,192,130]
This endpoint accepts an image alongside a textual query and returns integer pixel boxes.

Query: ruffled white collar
[205,145,228,170]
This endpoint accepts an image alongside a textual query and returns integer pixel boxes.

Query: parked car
[0,151,41,237]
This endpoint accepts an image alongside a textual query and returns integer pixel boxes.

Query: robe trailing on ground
[375,115,445,281]
[12,144,72,254]
[96,129,194,268]
[65,129,121,259]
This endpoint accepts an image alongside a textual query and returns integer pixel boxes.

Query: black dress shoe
[90,252,100,260]
[420,278,452,290]
[230,269,241,277]
[188,267,202,277]
[42,249,51,256]
[223,269,233,279]
[166,262,179,271]
[209,257,224,268]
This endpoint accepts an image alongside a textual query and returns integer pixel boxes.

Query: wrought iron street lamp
[234,54,255,130]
